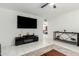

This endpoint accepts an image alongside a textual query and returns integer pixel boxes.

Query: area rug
[41,49,66,56]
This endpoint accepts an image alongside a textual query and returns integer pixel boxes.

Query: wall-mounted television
[17,16,37,29]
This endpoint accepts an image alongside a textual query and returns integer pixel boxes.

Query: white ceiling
[0,3,79,18]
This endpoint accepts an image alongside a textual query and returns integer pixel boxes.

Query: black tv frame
[17,16,37,29]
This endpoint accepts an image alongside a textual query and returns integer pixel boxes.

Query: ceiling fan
[41,3,56,8]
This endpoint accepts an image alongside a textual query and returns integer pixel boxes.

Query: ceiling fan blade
[41,3,49,8]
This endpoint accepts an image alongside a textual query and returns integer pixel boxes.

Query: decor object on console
[53,31,79,46]
[64,29,66,32]
[15,34,38,46]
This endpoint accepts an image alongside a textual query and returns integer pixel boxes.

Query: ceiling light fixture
[49,2,56,8]
[41,2,56,8]
[53,4,56,8]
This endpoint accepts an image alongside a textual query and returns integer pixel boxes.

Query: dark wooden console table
[53,31,79,46]
[15,35,38,46]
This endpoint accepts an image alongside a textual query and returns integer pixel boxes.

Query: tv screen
[17,16,37,29]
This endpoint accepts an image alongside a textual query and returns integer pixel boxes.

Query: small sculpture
[71,38,76,41]
[27,32,29,35]
[64,29,66,32]
[19,34,21,37]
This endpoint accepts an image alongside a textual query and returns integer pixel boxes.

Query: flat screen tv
[17,16,37,29]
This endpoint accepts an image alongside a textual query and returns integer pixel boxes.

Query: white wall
[48,10,79,40]
[0,8,43,48]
